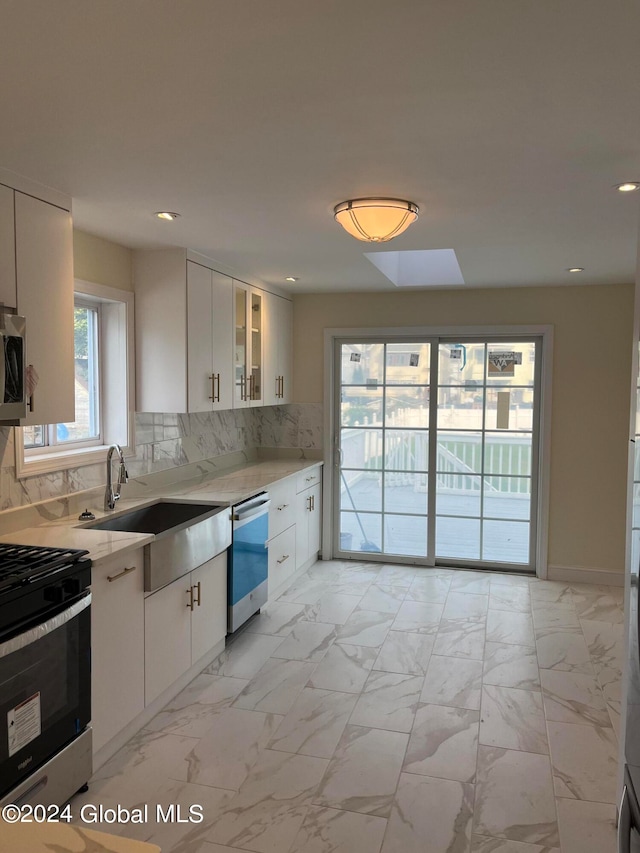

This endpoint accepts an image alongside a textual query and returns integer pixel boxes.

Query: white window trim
[15,280,135,478]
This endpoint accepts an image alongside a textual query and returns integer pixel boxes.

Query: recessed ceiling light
[567,267,584,273]
[285,276,299,282]
[615,182,640,193]
[154,211,181,221]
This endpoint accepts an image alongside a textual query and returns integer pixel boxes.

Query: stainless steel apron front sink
[86,501,232,591]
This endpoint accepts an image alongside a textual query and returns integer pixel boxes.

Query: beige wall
[292,283,634,575]
[73,229,133,290]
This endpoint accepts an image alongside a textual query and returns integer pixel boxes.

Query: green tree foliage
[74,307,88,359]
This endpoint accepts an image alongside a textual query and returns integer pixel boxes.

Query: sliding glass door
[334,336,541,571]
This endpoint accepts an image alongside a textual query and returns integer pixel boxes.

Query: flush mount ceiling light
[333,198,419,243]
[154,211,181,221]
[285,276,299,282]
[567,267,584,273]
[615,182,640,192]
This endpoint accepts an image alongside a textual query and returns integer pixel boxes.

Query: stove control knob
[63,578,81,597]
[44,584,64,604]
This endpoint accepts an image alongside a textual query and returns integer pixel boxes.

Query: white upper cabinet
[15,192,74,426]
[136,248,291,413]
[135,250,233,413]
[0,184,16,308]
[264,292,293,406]
[187,263,233,411]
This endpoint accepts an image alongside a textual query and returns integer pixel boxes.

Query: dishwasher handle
[232,499,271,522]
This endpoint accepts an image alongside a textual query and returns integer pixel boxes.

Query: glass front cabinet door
[233,282,263,407]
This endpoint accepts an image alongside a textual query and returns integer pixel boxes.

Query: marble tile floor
[72,561,624,853]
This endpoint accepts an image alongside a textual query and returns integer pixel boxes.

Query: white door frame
[322,324,554,578]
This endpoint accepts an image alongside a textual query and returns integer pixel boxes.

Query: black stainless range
[0,543,92,808]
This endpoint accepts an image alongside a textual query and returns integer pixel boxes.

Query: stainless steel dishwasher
[228,492,270,633]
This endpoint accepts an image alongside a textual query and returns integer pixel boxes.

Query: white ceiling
[1,1,639,293]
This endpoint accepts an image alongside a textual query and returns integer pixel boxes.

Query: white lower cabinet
[145,553,227,706]
[191,553,227,662]
[268,524,296,593]
[91,551,145,755]
[295,482,322,569]
[268,477,296,540]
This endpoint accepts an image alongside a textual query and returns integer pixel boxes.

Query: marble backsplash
[0,403,323,512]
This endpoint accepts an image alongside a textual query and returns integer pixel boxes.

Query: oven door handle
[232,500,271,522]
[0,592,91,659]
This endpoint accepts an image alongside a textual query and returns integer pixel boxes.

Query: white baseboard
[546,564,624,587]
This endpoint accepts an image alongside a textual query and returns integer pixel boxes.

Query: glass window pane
[437,431,482,475]
[341,387,383,427]
[385,343,430,385]
[438,388,484,430]
[436,474,481,517]
[438,343,486,386]
[485,388,533,431]
[436,516,480,559]
[57,304,100,443]
[385,430,428,472]
[341,343,384,385]
[340,511,382,554]
[384,473,428,514]
[385,386,429,426]
[482,520,530,564]
[484,478,531,520]
[341,428,383,470]
[486,342,536,386]
[384,515,427,557]
[340,471,382,513]
[632,483,640,529]
[484,433,532,476]
[23,425,45,449]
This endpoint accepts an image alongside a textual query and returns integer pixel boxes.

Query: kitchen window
[15,280,134,477]
[23,300,102,451]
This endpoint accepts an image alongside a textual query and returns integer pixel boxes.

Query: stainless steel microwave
[0,314,26,424]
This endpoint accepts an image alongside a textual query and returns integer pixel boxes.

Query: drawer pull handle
[107,566,136,583]
[277,504,289,511]
[277,554,290,564]
[305,476,315,482]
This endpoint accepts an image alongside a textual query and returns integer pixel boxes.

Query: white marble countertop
[0,820,161,852]
[0,459,323,566]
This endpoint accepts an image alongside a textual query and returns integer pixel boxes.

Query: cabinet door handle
[240,375,246,401]
[26,364,36,413]
[275,376,280,398]
[307,495,312,511]
[210,373,220,403]
[310,494,315,511]
[107,565,136,583]
[277,554,290,564]
[194,581,202,607]
[277,503,289,511]
[186,586,195,611]
[249,374,254,400]
[280,375,284,398]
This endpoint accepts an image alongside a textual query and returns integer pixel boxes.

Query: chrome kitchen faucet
[104,444,128,510]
